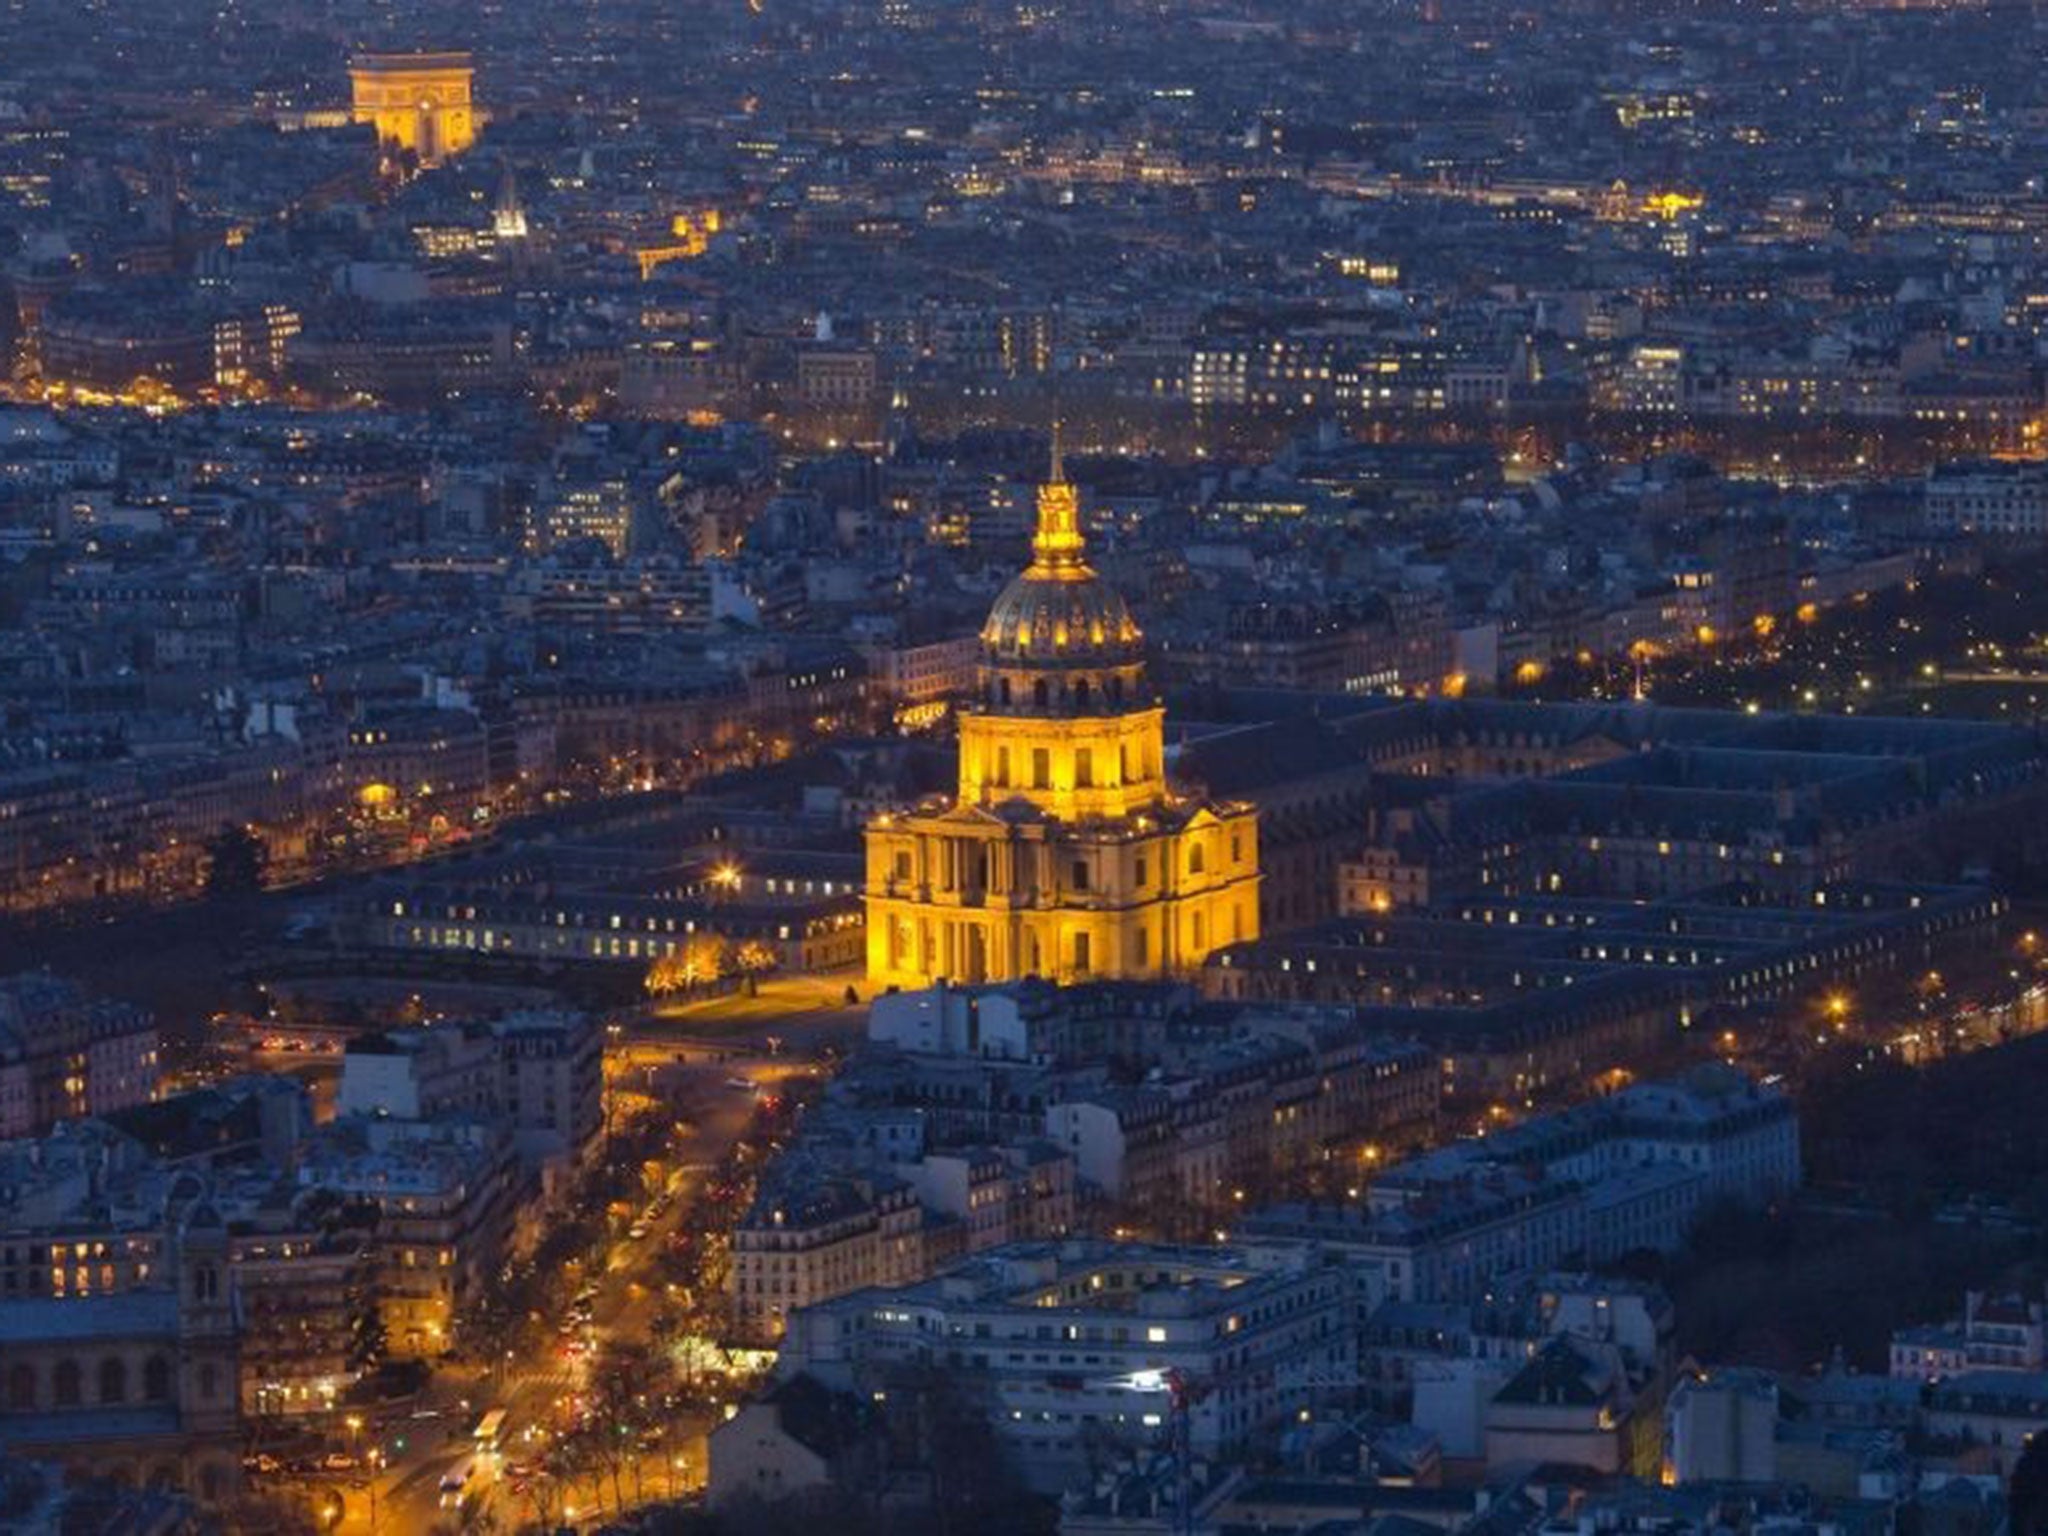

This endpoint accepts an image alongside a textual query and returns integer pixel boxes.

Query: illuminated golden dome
[980,440,1146,702]
[981,567,1144,669]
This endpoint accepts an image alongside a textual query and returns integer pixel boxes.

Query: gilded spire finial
[1029,418,1087,577]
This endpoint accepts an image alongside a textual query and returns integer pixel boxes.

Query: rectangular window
[1071,860,1090,891]
[1032,748,1051,788]
[1072,932,1091,973]
[1075,747,1094,788]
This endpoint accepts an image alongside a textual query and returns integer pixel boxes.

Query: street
[315,1012,845,1534]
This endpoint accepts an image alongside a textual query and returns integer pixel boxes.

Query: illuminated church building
[865,446,1260,989]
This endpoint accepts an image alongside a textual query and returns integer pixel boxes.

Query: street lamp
[365,1446,384,1535]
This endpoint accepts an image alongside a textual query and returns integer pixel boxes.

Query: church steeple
[493,159,528,240]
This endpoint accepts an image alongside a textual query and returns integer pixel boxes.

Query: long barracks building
[1166,694,2048,932]
[1205,880,2003,1094]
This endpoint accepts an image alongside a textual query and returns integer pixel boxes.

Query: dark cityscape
[7,1,2048,1532]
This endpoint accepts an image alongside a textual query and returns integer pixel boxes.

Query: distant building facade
[0,1201,241,1503]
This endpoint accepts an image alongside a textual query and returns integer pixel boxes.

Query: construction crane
[1092,1368,1210,1536]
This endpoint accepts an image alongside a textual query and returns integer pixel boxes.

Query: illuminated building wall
[635,209,722,279]
[527,477,639,558]
[212,305,301,391]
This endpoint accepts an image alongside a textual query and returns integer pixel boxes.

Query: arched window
[1108,676,1123,704]
[997,677,1012,706]
[193,1264,218,1303]
[6,1362,33,1410]
[98,1357,127,1405]
[1032,679,1049,710]
[53,1360,81,1408]
[1073,678,1091,710]
[143,1356,171,1402]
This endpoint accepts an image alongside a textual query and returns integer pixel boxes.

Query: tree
[299,1194,385,1376]
[204,822,267,900]
[347,1294,387,1373]
[533,1429,598,1525]
[429,1497,501,1536]
[218,1487,325,1535]
[646,935,733,996]
[626,1505,723,1536]
[589,1338,674,1507]
[884,1364,1049,1536]
[2013,1433,2048,1536]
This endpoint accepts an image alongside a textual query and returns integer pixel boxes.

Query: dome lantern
[979,428,1147,713]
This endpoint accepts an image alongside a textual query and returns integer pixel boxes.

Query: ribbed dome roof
[983,568,1144,669]
[980,443,1145,672]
